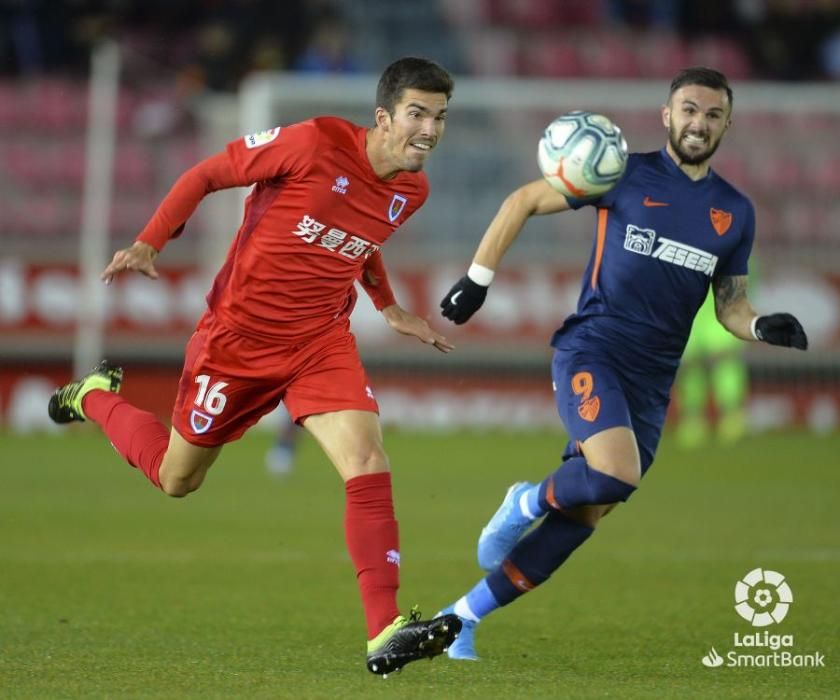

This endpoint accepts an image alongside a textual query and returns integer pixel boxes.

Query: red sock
[82,389,169,489]
[344,471,401,639]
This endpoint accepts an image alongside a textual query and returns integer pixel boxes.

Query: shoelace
[407,605,421,623]
[55,382,80,409]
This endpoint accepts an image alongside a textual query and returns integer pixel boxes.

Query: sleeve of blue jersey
[564,192,605,210]
[716,197,756,277]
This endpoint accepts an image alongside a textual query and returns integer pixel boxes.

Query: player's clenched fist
[753,313,808,350]
[440,274,488,324]
[101,241,159,284]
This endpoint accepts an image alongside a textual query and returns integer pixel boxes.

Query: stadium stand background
[1,0,838,432]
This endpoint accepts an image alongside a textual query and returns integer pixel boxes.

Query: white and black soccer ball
[537,111,628,199]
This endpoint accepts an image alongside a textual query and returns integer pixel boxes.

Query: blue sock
[456,579,500,621]
[523,484,546,519]
[486,510,594,607]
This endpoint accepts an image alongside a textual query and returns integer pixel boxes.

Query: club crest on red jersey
[388,194,407,222]
[190,409,214,434]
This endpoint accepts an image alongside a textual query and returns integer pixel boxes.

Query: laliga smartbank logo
[734,567,792,627]
[700,568,826,669]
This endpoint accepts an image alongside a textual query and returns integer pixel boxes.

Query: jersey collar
[659,147,716,186]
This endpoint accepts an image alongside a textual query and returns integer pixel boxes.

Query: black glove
[754,313,808,350]
[440,275,488,324]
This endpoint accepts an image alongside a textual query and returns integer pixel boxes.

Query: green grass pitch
[1,428,838,698]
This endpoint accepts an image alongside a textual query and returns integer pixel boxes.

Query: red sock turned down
[344,471,401,639]
[81,389,170,489]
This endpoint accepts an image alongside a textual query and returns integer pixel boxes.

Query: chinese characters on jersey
[293,215,380,260]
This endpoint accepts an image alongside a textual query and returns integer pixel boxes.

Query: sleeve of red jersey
[358,251,397,310]
[136,150,246,251]
[226,121,318,187]
[136,121,318,251]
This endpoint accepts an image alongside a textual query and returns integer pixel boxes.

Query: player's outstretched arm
[441,179,570,324]
[358,251,397,311]
[358,251,452,351]
[118,150,250,268]
[102,150,255,286]
[381,304,454,353]
[101,241,159,284]
[713,275,808,350]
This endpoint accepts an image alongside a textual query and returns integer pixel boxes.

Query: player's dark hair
[376,57,454,115]
[669,67,733,110]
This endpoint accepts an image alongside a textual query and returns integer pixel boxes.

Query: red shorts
[172,317,378,447]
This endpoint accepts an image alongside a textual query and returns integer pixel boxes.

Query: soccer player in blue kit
[436,67,808,660]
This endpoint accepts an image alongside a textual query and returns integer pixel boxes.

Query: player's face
[662,85,731,165]
[378,89,448,172]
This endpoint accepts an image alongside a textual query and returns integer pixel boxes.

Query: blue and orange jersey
[556,148,755,368]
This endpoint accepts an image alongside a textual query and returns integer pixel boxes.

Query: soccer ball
[537,111,628,199]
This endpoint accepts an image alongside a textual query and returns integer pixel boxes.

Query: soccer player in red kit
[48,57,461,675]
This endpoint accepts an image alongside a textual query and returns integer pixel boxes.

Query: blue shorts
[551,346,674,474]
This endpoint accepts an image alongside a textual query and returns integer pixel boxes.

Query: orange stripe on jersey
[502,559,536,593]
[545,478,560,510]
[590,208,608,290]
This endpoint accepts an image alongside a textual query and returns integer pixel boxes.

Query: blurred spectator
[183,20,241,93]
[247,33,288,73]
[605,0,680,29]
[0,1,307,89]
[293,5,360,73]
[1,1,837,83]
[743,0,840,80]
[0,0,45,74]
[676,1,746,38]
[0,0,112,76]
[822,28,840,79]
[232,0,307,79]
[177,1,305,94]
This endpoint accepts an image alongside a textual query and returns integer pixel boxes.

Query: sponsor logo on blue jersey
[624,225,656,255]
[624,224,717,276]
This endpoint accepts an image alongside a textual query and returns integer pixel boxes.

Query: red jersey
[137,117,429,343]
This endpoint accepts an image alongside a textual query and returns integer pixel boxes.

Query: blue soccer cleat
[436,606,478,661]
[477,481,534,571]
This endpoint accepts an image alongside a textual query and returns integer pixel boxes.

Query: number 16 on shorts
[190,374,228,434]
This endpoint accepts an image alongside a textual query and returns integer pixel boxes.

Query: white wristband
[750,315,760,340]
[467,262,495,286]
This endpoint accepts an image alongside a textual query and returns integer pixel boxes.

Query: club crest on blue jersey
[190,409,214,434]
[388,194,407,222]
[710,208,733,236]
[624,225,656,255]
